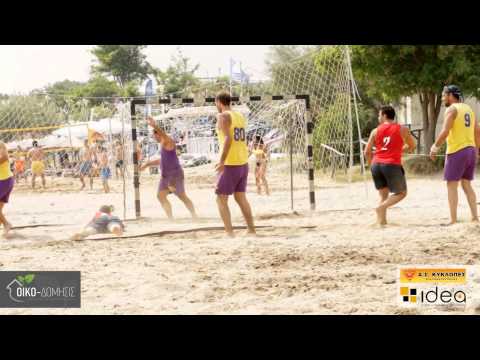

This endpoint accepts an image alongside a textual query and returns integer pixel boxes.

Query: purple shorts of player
[0,176,14,203]
[158,168,185,196]
[444,146,477,181]
[215,164,249,196]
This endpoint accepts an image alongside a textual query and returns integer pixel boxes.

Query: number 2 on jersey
[381,136,391,151]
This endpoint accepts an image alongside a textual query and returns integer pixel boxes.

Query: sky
[0,45,272,94]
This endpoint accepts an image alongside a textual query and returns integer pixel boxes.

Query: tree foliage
[155,48,201,97]
[91,45,153,88]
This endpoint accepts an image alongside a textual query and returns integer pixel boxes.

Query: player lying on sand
[71,205,124,241]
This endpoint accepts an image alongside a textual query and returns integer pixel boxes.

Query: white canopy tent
[6,134,85,151]
[52,117,132,139]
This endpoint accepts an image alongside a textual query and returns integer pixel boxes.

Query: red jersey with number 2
[373,122,403,165]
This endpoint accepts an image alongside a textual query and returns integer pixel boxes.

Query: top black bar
[131,95,310,108]
[132,99,146,105]
[295,94,310,109]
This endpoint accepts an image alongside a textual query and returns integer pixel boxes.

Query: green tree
[265,45,318,71]
[91,45,153,88]
[155,48,200,97]
[351,45,480,154]
[71,76,122,106]
[122,80,141,98]
[32,79,84,108]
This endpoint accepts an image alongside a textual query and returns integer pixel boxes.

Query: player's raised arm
[146,116,175,149]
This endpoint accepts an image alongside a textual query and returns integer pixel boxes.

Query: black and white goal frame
[130,94,315,219]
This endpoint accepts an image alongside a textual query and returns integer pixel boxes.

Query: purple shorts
[444,146,477,181]
[216,164,249,196]
[0,177,14,203]
[158,169,185,195]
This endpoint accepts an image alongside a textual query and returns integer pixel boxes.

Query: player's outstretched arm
[140,159,161,171]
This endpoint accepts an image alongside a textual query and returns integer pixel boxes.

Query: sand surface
[1,164,480,314]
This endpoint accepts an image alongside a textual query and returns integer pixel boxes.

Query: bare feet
[71,233,85,241]
[3,222,12,236]
[472,217,479,223]
[112,228,123,237]
[375,207,387,226]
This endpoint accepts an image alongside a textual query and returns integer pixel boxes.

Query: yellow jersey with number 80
[216,110,249,166]
[446,103,476,154]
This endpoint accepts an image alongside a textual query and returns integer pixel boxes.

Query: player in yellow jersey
[430,85,480,225]
[27,140,46,190]
[214,91,256,237]
[0,141,14,236]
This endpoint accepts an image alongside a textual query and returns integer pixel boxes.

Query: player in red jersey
[364,106,416,225]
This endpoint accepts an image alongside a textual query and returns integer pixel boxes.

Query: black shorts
[371,163,407,194]
[116,160,124,168]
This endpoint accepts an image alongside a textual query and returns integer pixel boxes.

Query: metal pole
[290,119,294,211]
[229,58,233,94]
[121,103,127,220]
[67,121,73,148]
[305,97,316,211]
[347,65,354,182]
[239,62,243,97]
[346,46,368,198]
[131,101,141,219]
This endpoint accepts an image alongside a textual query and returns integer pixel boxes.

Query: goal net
[267,45,364,180]
[264,45,368,211]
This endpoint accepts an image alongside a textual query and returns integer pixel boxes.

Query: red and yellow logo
[399,268,466,284]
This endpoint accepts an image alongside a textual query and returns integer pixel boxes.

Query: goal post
[130,94,314,219]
